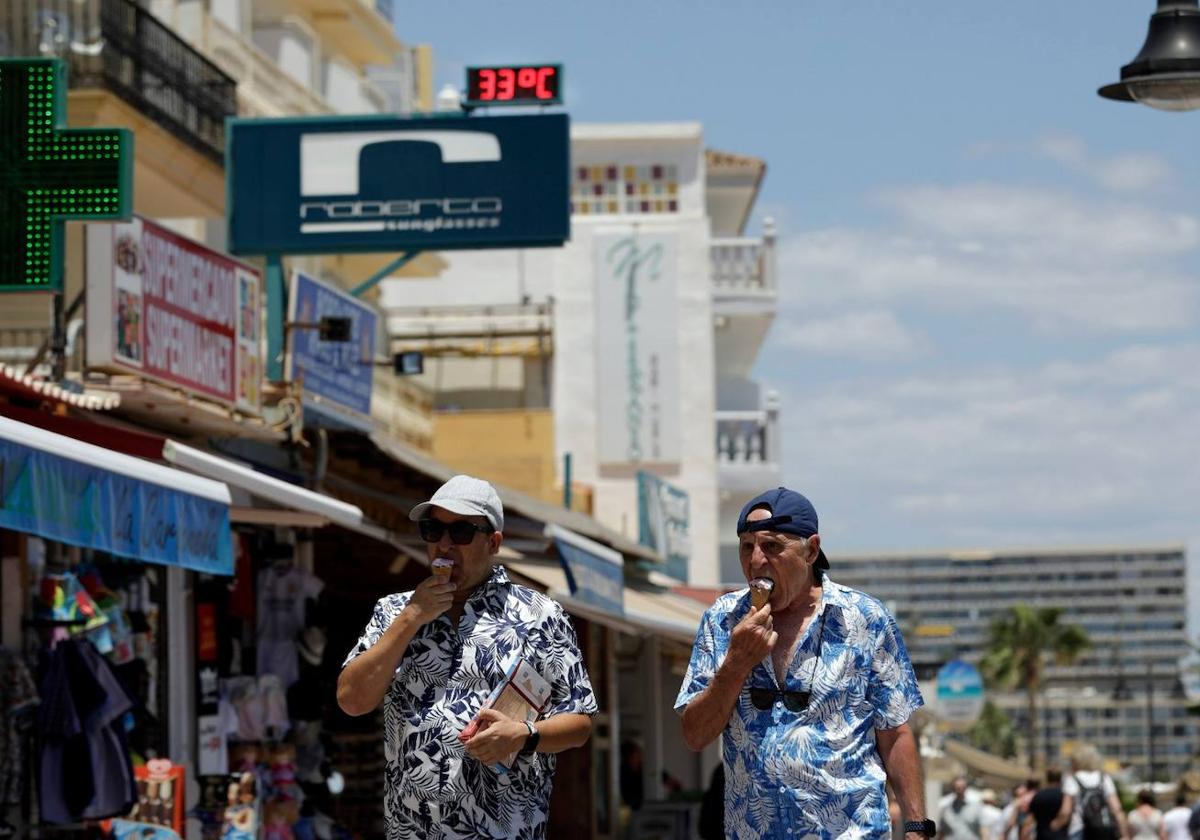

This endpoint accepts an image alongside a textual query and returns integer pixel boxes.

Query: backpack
[1075,774,1118,840]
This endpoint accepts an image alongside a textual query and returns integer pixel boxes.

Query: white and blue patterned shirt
[674,578,923,840]
[344,565,598,840]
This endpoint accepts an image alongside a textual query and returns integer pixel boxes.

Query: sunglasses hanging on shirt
[749,609,827,714]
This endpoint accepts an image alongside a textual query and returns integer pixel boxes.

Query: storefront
[0,414,233,837]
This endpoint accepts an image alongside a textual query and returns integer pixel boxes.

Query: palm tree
[966,700,1018,759]
[979,605,1089,772]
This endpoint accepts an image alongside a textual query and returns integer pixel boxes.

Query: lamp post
[1099,0,1200,111]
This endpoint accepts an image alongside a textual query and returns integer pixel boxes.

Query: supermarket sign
[86,217,263,414]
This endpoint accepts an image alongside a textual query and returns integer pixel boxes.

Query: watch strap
[904,819,936,837]
[518,720,540,755]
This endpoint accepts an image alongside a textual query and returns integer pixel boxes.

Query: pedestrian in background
[336,475,597,839]
[940,776,983,840]
[1161,791,1191,840]
[675,487,932,839]
[1126,789,1162,840]
[1063,745,1127,840]
[1029,769,1072,840]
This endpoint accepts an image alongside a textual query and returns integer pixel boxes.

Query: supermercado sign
[86,217,262,414]
[227,113,570,255]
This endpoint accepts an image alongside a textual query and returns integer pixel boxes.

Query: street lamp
[1099,0,1200,111]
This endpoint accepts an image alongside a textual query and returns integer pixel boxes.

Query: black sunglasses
[749,688,811,713]
[417,518,494,545]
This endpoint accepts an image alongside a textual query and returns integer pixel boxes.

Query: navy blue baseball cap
[736,487,829,570]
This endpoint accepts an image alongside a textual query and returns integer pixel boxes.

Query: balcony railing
[716,398,780,467]
[711,219,777,297]
[4,0,238,162]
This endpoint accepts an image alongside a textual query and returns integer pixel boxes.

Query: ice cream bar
[750,577,774,609]
[432,557,454,578]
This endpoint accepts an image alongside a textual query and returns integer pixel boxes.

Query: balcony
[199,14,331,116]
[716,393,782,491]
[711,218,777,305]
[4,0,238,162]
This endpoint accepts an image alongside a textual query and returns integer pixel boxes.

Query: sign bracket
[351,251,420,298]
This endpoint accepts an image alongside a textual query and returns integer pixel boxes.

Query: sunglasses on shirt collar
[417,518,494,545]
[748,610,827,715]
[749,688,811,713]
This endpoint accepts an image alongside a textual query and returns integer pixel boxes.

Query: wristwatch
[904,820,936,837]
[518,720,540,756]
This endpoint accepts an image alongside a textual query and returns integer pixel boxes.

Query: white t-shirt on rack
[256,565,323,686]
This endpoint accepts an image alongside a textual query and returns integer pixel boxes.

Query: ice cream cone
[432,557,454,579]
[750,578,774,609]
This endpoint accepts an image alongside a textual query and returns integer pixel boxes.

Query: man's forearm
[876,723,925,822]
[680,660,749,751]
[336,612,418,716]
[533,713,592,753]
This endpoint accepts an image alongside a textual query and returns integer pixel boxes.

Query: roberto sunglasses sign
[86,217,263,415]
[226,113,570,255]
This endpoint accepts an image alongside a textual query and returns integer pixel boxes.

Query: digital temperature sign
[465,64,562,107]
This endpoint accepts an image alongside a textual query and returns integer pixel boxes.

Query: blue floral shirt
[674,578,923,839]
[344,565,598,840]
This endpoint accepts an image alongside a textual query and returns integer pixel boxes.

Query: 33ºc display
[465,65,562,106]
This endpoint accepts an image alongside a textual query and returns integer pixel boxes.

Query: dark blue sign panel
[551,525,624,616]
[287,271,377,420]
[0,438,233,575]
[227,113,570,255]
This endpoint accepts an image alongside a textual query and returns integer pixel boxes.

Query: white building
[382,122,783,588]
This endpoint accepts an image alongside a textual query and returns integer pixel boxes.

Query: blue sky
[400,2,1200,554]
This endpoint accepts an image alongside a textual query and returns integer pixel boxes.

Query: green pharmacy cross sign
[0,58,132,292]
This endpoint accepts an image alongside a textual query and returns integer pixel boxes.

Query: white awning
[162,440,363,529]
[2,416,229,503]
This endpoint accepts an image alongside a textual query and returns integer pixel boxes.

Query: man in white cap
[336,475,596,840]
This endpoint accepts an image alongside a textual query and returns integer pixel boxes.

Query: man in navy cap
[675,487,932,840]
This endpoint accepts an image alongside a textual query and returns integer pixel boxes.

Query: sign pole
[266,253,285,382]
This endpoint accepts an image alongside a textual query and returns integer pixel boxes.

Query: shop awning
[161,441,399,546]
[368,432,662,564]
[548,523,626,616]
[0,415,234,574]
[506,541,704,645]
[941,738,1031,786]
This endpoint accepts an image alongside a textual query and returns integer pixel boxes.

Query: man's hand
[402,575,456,626]
[463,708,528,765]
[726,603,777,674]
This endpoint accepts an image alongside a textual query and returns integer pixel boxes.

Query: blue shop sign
[548,524,624,616]
[287,271,377,423]
[636,471,691,583]
[0,427,233,575]
[227,113,570,255]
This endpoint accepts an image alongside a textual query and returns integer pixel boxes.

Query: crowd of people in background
[902,744,1200,840]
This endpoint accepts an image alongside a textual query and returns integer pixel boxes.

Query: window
[571,163,679,215]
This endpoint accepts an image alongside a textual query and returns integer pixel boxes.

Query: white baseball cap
[409,474,504,532]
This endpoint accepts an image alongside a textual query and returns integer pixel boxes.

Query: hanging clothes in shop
[256,563,323,687]
[0,648,39,811]
[38,637,138,823]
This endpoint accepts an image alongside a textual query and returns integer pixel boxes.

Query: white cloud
[778,184,1200,335]
[775,342,1200,550]
[1034,132,1171,193]
[777,309,928,360]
